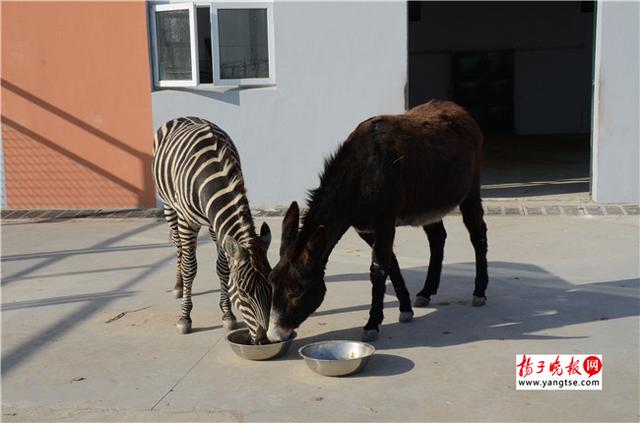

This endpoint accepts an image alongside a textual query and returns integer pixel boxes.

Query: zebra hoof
[176,318,192,334]
[399,311,414,323]
[222,318,238,331]
[172,288,183,299]
[414,295,430,307]
[472,296,487,307]
[361,329,379,342]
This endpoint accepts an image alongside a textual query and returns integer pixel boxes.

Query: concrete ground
[1,215,639,422]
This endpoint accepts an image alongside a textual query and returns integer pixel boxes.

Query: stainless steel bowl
[298,340,375,377]
[226,328,296,361]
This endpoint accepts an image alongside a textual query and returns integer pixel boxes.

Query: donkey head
[223,222,273,344]
[267,202,327,343]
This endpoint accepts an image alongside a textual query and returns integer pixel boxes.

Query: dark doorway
[408,1,595,199]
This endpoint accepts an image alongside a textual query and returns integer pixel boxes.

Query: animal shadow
[297,261,639,350]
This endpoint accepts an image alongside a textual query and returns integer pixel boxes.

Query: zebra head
[223,222,273,344]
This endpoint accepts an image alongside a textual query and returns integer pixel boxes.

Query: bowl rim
[298,340,376,362]
[226,327,296,347]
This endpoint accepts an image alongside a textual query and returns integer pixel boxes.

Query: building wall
[151,2,407,207]
[0,133,6,208]
[409,1,594,134]
[592,1,639,203]
[1,1,155,208]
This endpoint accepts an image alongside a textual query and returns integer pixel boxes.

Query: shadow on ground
[0,224,220,375]
[283,261,639,362]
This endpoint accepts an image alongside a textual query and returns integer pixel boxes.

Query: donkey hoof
[361,329,379,342]
[472,296,487,307]
[172,288,183,299]
[222,318,238,331]
[399,311,414,323]
[176,318,192,334]
[414,295,430,307]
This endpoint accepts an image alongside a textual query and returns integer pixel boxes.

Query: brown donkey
[267,100,488,342]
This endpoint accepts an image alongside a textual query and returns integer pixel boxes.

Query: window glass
[217,9,269,79]
[197,7,213,83]
[156,10,192,80]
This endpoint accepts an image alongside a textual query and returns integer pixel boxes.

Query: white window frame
[151,2,200,87]
[150,1,275,88]
[211,1,276,86]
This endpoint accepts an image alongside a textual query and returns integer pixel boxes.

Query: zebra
[152,117,272,344]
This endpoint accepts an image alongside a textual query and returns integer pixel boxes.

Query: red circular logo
[583,356,602,377]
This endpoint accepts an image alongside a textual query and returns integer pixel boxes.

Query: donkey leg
[176,222,199,334]
[209,228,237,331]
[415,220,447,307]
[459,181,489,307]
[362,225,396,342]
[163,205,183,299]
[357,231,413,323]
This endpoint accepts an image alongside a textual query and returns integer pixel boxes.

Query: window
[151,3,199,87]
[197,6,213,83]
[151,2,275,88]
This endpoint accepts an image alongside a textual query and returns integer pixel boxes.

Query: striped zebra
[153,117,272,344]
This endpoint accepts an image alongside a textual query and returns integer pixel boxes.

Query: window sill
[153,84,276,94]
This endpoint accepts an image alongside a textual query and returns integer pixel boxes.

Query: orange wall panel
[1,1,155,208]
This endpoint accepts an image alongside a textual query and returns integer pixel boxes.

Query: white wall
[592,1,640,203]
[151,2,407,207]
[408,1,594,134]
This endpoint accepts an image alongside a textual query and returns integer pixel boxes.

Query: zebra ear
[259,222,272,252]
[223,236,247,262]
[280,201,300,257]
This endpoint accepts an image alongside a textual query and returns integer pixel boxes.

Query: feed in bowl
[226,328,295,361]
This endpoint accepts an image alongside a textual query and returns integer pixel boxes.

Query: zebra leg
[218,256,238,331]
[164,205,183,299]
[176,221,199,334]
[209,228,237,331]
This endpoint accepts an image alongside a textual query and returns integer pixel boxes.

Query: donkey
[267,100,488,343]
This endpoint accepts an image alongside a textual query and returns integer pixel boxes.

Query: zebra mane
[218,145,257,250]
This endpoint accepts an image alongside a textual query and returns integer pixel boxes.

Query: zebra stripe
[152,117,272,343]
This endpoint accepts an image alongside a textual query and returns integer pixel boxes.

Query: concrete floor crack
[149,335,224,411]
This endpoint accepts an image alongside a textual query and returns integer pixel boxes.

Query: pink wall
[1,1,155,208]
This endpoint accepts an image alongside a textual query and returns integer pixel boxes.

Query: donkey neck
[299,205,352,267]
[298,180,358,266]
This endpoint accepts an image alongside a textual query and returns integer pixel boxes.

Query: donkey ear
[280,201,300,257]
[303,225,326,265]
[223,236,246,262]
[258,222,272,252]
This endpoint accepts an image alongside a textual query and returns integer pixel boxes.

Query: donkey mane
[300,140,357,247]
[305,146,346,208]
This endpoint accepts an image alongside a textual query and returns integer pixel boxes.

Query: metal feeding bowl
[226,328,296,361]
[298,340,375,377]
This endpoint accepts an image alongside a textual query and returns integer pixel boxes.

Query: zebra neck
[207,193,256,249]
